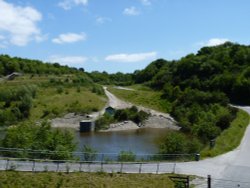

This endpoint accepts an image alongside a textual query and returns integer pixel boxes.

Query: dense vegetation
[88,71,133,86]
[0,121,76,160]
[0,54,84,76]
[132,42,250,146]
[201,110,249,157]
[95,106,149,130]
[0,85,36,126]
[134,42,250,105]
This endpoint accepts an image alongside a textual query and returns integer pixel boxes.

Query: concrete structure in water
[79,120,95,132]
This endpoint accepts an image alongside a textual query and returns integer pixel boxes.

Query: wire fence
[0,157,177,174]
[0,147,197,162]
[1,155,250,188]
[3,148,250,187]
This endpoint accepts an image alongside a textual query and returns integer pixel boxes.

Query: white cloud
[58,0,88,10]
[48,55,88,67]
[140,0,151,6]
[123,6,140,16]
[0,0,42,46]
[52,32,86,44]
[200,38,229,47]
[96,17,112,24]
[105,52,157,63]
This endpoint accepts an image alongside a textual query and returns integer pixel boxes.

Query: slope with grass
[108,85,171,113]
[0,171,175,188]
[0,74,106,127]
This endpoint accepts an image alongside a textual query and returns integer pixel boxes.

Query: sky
[0,0,250,73]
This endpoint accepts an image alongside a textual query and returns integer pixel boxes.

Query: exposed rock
[100,120,139,132]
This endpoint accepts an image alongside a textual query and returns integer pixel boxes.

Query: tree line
[0,54,85,76]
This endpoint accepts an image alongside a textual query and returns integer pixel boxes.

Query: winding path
[104,86,178,129]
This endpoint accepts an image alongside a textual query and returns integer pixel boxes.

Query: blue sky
[0,0,250,73]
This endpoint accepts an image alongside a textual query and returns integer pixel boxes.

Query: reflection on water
[75,128,169,155]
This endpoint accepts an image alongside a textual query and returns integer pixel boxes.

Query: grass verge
[201,109,250,158]
[108,85,171,113]
[0,171,175,188]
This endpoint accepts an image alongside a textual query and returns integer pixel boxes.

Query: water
[75,128,169,155]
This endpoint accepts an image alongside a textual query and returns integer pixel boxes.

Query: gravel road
[103,86,179,131]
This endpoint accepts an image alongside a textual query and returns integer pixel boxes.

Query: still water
[75,128,169,155]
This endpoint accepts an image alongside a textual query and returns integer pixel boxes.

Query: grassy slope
[108,85,171,113]
[201,109,250,158]
[0,74,106,122]
[30,87,106,120]
[0,171,175,188]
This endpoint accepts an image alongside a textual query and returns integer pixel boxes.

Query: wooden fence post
[139,163,142,173]
[208,175,211,188]
[5,159,9,170]
[32,160,36,172]
[101,161,103,171]
[56,162,59,172]
[186,176,189,188]
[79,162,82,172]
[120,163,123,173]
[156,162,160,174]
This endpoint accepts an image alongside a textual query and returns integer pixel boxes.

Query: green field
[0,171,175,188]
[108,85,171,112]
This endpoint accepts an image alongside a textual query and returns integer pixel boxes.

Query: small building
[105,106,115,116]
[80,120,95,132]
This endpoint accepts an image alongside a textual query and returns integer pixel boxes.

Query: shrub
[56,86,64,94]
[82,145,97,162]
[118,151,136,162]
[158,131,201,156]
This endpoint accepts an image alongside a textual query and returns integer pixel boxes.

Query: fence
[0,147,197,162]
[0,157,177,174]
[1,157,250,188]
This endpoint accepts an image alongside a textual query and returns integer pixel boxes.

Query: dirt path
[104,87,179,130]
[51,86,179,131]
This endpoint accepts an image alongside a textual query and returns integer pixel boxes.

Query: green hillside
[0,55,106,127]
[99,42,250,155]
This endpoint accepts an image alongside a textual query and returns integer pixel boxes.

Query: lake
[75,128,169,155]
